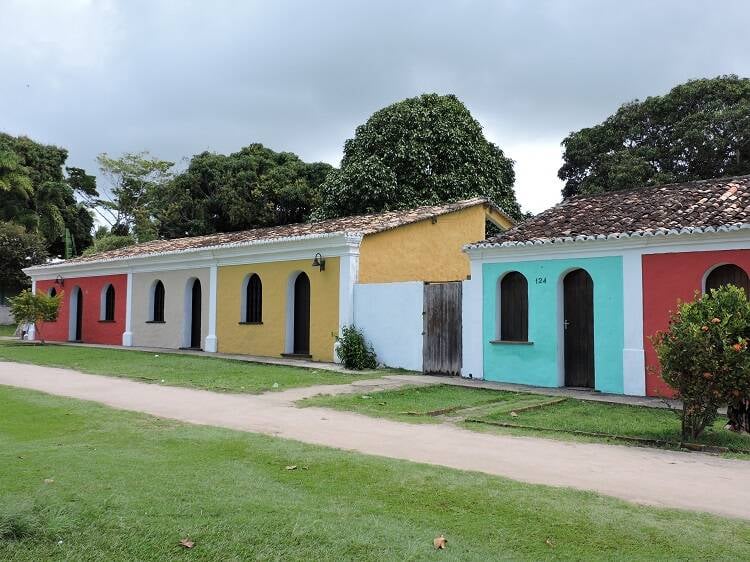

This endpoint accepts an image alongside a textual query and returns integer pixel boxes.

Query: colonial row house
[23,198,512,371]
[462,175,750,397]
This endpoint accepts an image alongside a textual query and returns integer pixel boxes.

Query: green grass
[0,324,17,337]
[300,384,553,423]
[302,385,750,453]
[0,340,377,394]
[1,386,749,560]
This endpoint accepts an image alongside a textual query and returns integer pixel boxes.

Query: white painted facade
[353,282,424,371]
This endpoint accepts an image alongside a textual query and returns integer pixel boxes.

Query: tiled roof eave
[24,231,363,273]
[466,222,750,249]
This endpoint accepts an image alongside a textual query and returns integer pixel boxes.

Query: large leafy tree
[96,152,175,243]
[0,133,96,257]
[314,93,521,220]
[152,144,332,238]
[559,75,750,197]
[0,221,48,297]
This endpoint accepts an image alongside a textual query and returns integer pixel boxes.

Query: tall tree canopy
[0,133,96,258]
[559,75,750,197]
[315,93,521,220]
[0,221,47,296]
[151,144,332,238]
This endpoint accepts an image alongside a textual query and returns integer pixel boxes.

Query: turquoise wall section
[482,256,624,393]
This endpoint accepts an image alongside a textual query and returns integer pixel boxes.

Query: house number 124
[535,277,546,284]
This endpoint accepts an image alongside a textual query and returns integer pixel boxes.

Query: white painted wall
[461,262,484,379]
[353,282,423,371]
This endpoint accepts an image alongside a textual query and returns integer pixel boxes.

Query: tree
[314,93,521,220]
[82,233,135,257]
[97,152,174,242]
[0,133,96,257]
[559,75,750,197]
[8,289,62,344]
[151,144,332,238]
[0,222,48,296]
[652,286,750,439]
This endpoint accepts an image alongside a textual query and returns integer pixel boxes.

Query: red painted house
[35,274,127,345]
[643,249,750,396]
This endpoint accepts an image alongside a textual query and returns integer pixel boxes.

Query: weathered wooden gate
[422,281,462,375]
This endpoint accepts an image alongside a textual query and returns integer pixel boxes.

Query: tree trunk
[727,399,750,433]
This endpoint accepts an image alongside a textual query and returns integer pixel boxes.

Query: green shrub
[652,285,750,439]
[9,289,62,344]
[335,325,377,370]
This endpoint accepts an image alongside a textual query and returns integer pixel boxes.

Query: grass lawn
[0,340,378,394]
[2,386,749,560]
[300,384,554,424]
[0,324,16,337]
[302,385,750,453]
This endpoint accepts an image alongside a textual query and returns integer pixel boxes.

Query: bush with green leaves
[9,289,62,344]
[335,325,377,370]
[652,285,750,439]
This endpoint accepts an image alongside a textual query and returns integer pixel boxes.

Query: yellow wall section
[216,258,339,361]
[359,204,508,283]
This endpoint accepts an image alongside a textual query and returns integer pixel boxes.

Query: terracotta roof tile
[57,197,506,266]
[474,175,750,247]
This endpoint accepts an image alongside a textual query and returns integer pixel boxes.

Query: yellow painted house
[23,198,512,364]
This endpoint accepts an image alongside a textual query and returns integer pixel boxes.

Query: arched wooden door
[190,279,202,349]
[705,264,749,297]
[293,273,311,355]
[563,269,595,388]
[73,287,83,341]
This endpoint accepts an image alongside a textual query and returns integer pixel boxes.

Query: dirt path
[2,361,749,520]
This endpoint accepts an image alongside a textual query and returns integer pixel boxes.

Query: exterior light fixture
[55,275,65,286]
[312,252,326,272]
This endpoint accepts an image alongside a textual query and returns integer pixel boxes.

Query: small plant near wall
[335,325,377,370]
[652,285,750,439]
[8,289,62,345]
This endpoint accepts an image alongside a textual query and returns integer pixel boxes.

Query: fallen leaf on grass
[509,411,518,417]
[179,538,194,549]
[272,382,279,388]
[43,478,54,484]
[433,535,447,549]
[285,465,297,471]
[545,538,555,548]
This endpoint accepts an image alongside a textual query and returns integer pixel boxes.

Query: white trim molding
[461,260,484,379]
[122,271,133,346]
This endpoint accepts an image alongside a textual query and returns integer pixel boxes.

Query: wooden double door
[563,269,595,389]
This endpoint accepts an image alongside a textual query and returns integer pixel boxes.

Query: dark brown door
[563,269,594,388]
[293,273,310,355]
[190,279,202,349]
[74,288,83,341]
[705,264,749,297]
[423,282,462,375]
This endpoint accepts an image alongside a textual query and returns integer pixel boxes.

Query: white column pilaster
[27,278,37,340]
[122,271,133,346]
[205,263,218,352]
[622,250,646,395]
[461,259,484,379]
[336,241,360,362]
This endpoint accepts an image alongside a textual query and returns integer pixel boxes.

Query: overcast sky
[2,0,749,214]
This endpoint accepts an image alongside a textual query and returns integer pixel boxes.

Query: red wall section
[35,274,127,345]
[642,249,750,397]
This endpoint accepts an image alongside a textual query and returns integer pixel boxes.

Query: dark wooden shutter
[706,264,749,297]
[246,274,262,323]
[153,281,165,322]
[105,285,115,321]
[563,269,595,388]
[500,272,528,341]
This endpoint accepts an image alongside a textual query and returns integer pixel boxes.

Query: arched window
[101,284,116,321]
[151,280,165,322]
[705,264,749,298]
[499,272,528,341]
[48,287,57,297]
[243,274,263,323]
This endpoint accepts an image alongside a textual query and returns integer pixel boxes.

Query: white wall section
[353,282,423,371]
[461,261,483,379]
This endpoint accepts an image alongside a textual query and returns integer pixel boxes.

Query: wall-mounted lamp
[312,252,326,272]
[55,275,65,286]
